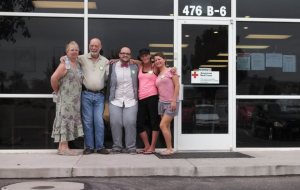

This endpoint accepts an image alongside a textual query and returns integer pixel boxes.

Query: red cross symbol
[192,72,199,78]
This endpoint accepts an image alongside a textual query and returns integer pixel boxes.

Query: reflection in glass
[0,0,84,14]
[0,98,84,149]
[181,24,228,85]
[237,99,300,148]
[88,19,174,67]
[236,22,300,95]
[182,88,228,134]
[237,0,300,18]
[181,24,228,134]
[88,0,173,15]
[0,98,171,149]
[0,17,84,94]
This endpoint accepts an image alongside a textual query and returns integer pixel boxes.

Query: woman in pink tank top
[155,52,180,155]
[133,49,161,154]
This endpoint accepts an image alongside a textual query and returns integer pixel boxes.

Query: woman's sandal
[160,151,174,156]
[56,149,62,155]
[61,149,79,156]
[137,149,147,154]
[143,150,156,155]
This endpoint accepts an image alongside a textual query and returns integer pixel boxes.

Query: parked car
[237,102,254,128]
[182,100,196,133]
[251,103,300,141]
[195,104,220,127]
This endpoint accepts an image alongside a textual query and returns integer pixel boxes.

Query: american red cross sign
[192,71,199,78]
[191,71,200,83]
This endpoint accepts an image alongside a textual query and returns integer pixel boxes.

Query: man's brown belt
[82,85,104,95]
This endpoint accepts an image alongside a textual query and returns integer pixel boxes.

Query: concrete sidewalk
[1,151,300,178]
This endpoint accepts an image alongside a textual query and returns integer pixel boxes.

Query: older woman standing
[51,41,84,156]
[154,52,180,155]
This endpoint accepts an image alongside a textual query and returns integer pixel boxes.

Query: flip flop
[61,149,79,156]
[160,151,174,156]
[137,149,147,154]
[143,151,156,155]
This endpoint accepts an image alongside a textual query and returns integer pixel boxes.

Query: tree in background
[0,0,34,44]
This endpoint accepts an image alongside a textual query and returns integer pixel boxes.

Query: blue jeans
[81,91,105,150]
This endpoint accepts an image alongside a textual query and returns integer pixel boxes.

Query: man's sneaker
[129,150,137,155]
[121,149,129,153]
[97,147,109,154]
[110,149,121,154]
[83,148,94,155]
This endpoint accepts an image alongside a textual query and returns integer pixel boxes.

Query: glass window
[0,0,84,14]
[0,97,172,149]
[88,0,173,16]
[237,99,300,148]
[88,19,174,67]
[237,0,300,19]
[236,22,300,95]
[178,0,231,17]
[0,17,84,94]
[0,98,84,149]
[182,87,228,134]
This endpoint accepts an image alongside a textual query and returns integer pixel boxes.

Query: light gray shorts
[158,101,180,117]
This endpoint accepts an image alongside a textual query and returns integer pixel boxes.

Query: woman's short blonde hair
[66,41,79,52]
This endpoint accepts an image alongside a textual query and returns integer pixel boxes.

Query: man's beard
[90,51,99,56]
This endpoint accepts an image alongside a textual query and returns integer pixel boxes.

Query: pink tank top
[138,66,158,100]
[155,68,179,102]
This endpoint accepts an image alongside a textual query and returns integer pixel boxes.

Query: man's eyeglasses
[120,52,132,56]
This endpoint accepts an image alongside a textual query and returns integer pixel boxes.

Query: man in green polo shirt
[61,38,109,155]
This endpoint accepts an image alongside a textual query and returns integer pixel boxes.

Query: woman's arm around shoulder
[50,63,68,94]
[130,59,143,70]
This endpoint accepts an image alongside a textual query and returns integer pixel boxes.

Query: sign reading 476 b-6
[182,5,227,17]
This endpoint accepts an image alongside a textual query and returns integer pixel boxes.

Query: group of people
[50,38,180,156]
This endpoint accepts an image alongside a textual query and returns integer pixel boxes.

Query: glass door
[177,20,233,150]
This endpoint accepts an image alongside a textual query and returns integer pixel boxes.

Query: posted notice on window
[283,55,296,72]
[266,53,282,67]
[237,53,250,70]
[251,53,265,70]
[191,71,219,84]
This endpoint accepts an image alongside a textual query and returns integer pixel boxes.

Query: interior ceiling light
[245,16,250,18]
[200,65,228,67]
[150,52,173,55]
[207,60,228,62]
[244,27,248,29]
[236,45,269,49]
[32,1,97,9]
[149,44,188,48]
[217,53,237,56]
[169,14,174,16]
[245,34,292,39]
[214,31,218,34]
[185,35,189,37]
[151,59,173,62]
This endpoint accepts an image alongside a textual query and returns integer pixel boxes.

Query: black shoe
[110,149,121,154]
[129,149,137,155]
[83,148,94,155]
[97,147,109,154]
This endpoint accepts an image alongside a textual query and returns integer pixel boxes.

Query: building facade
[1,0,300,152]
